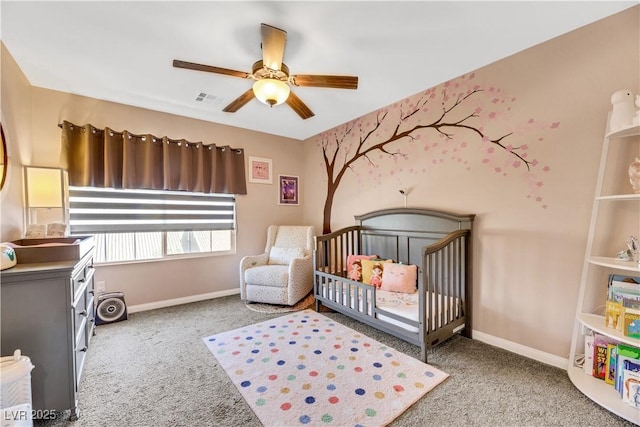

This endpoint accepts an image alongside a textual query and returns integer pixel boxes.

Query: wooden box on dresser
[568,120,640,425]
[0,244,95,421]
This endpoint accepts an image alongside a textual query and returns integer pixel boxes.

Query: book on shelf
[616,344,640,395]
[584,333,594,376]
[593,334,617,380]
[606,274,640,334]
[623,307,640,339]
[605,344,618,385]
[621,367,640,408]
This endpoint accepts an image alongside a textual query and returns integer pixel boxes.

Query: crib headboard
[355,208,475,275]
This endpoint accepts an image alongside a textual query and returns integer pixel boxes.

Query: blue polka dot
[277,360,286,366]
[372,374,382,381]
[355,388,366,396]
[252,349,260,354]
[305,336,312,340]
[246,336,253,340]
[384,352,393,357]
[297,364,306,370]
[373,362,382,368]
[257,386,267,393]
[301,320,307,323]
[352,339,359,344]
[299,415,311,424]
[246,358,254,363]
[327,384,336,391]
[241,381,251,387]
[329,355,337,361]
[208,338,216,342]
[314,350,322,355]
[305,396,316,404]
[425,371,435,377]
[269,325,276,329]
[289,341,297,345]
[269,342,276,347]
[313,329,319,332]
[351,348,359,352]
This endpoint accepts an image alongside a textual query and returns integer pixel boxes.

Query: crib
[314,208,474,362]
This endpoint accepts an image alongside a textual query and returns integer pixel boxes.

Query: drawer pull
[79,310,88,317]
[79,347,88,353]
[89,290,95,295]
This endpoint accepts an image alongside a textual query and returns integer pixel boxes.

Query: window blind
[69,187,235,234]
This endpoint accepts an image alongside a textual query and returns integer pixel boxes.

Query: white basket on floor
[1,350,34,427]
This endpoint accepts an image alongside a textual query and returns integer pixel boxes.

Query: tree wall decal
[315,73,555,233]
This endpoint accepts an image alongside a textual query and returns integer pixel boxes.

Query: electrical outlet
[95,281,106,293]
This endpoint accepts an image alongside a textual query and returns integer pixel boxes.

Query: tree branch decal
[315,74,555,233]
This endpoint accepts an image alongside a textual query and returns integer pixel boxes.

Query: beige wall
[1,7,638,360]
[302,7,639,359]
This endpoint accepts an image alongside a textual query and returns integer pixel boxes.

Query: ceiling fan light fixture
[253,78,290,107]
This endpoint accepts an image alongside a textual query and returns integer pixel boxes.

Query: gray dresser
[0,249,95,421]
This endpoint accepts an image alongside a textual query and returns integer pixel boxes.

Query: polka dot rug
[203,309,448,427]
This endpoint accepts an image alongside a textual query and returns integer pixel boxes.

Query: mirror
[0,123,6,191]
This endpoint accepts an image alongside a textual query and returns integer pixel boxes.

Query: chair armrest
[288,254,314,285]
[239,253,269,300]
[240,253,269,271]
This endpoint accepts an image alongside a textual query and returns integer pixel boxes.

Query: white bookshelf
[567,121,640,424]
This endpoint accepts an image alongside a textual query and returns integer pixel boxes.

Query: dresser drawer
[74,324,88,390]
[72,262,94,300]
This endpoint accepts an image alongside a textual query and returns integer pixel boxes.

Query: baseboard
[472,329,568,370]
[127,289,240,314]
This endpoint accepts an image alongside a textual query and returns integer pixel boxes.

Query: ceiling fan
[173,23,358,120]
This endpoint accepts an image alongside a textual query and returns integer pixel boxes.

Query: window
[69,187,235,263]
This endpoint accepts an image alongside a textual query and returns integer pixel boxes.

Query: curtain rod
[57,122,243,153]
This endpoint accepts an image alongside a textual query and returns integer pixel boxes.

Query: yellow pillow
[361,259,393,286]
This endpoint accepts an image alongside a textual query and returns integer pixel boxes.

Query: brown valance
[60,121,247,195]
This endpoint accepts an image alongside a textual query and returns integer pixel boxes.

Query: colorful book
[605,300,624,331]
[616,344,640,394]
[621,367,640,407]
[605,344,618,385]
[623,307,640,339]
[593,335,611,380]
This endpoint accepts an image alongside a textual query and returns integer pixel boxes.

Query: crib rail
[423,229,471,338]
[314,226,361,275]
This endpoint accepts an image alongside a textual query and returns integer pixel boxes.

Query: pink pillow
[381,263,418,293]
[346,254,377,281]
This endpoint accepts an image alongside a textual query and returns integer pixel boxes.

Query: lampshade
[253,79,290,106]
[26,167,64,208]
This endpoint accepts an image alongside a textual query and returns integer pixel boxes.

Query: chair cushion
[244,265,289,288]
[268,246,305,265]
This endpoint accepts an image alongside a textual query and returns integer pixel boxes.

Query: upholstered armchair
[240,225,315,306]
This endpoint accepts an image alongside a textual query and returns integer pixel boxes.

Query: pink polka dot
[280,402,291,411]
[328,396,339,404]
[393,385,405,392]
[268,375,278,380]
[309,371,319,377]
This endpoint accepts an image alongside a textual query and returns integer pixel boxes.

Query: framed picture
[248,156,272,184]
[278,175,299,206]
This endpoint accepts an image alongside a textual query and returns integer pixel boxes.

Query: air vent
[195,92,220,104]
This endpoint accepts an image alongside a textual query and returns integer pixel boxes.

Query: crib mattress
[320,284,461,334]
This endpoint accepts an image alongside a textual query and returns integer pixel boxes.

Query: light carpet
[203,309,448,427]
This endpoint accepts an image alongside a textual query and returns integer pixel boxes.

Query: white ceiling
[1,1,636,140]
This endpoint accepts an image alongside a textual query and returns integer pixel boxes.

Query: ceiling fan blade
[290,74,358,90]
[223,89,255,113]
[261,23,286,71]
[286,90,315,120]
[173,59,251,79]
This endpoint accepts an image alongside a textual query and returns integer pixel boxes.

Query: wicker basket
[1,350,34,427]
